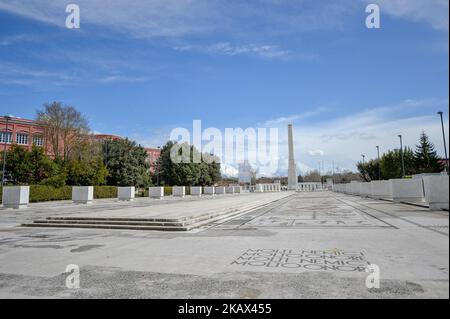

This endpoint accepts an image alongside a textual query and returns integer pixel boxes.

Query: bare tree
[302,170,322,182]
[37,102,90,161]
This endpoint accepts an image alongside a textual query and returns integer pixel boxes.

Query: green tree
[66,157,108,186]
[380,147,416,179]
[0,145,59,185]
[29,146,58,183]
[102,138,151,187]
[1,145,33,184]
[357,159,381,182]
[157,141,221,186]
[414,131,444,174]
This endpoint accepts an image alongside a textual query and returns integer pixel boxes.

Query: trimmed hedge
[30,185,72,203]
[164,186,172,196]
[94,186,118,199]
[0,185,119,203]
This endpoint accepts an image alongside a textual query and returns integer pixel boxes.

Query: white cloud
[308,149,325,156]
[99,75,151,84]
[2,0,446,38]
[264,98,450,175]
[175,42,295,60]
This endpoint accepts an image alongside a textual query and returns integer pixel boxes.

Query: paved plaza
[0,191,448,298]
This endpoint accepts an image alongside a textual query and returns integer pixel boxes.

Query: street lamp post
[156,146,161,186]
[1,116,11,187]
[437,111,449,174]
[398,134,405,178]
[376,146,381,180]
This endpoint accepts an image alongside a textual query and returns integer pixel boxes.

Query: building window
[33,135,44,146]
[0,132,12,144]
[16,133,29,145]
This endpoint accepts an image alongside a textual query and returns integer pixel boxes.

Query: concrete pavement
[0,191,448,298]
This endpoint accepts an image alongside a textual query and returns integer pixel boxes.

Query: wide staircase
[22,194,291,231]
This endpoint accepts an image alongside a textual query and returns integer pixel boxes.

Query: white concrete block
[422,175,449,211]
[345,184,352,194]
[118,186,135,201]
[173,186,186,197]
[72,186,94,204]
[390,179,424,203]
[360,183,371,197]
[370,180,392,200]
[204,187,215,195]
[350,181,361,195]
[2,186,29,209]
[149,187,164,199]
[225,186,234,194]
[233,186,242,193]
[215,186,226,195]
[191,186,202,196]
[255,184,264,193]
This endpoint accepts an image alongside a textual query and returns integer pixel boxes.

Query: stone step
[23,222,190,231]
[27,219,185,227]
[21,198,276,231]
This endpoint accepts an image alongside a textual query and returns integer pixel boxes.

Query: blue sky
[0,0,448,176]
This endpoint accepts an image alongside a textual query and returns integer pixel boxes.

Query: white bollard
[191,186,202,197]
[72,186,94,204]
[255,184,264,193]
[173,186,186,197]
[360,183,371,197]
[2,186,30,209]
[370,180,392,200]
[204,186,215,195]
[118,186,135,201]
[422,175,449,211]
[390,179,424,203]
[350,181,361,195]
[225,186,235,194]
[149,187,164,199]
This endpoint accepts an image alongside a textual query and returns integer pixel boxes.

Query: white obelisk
[287,124,298,190]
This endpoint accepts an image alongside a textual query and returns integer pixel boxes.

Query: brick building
[0,116,47,152]
[0,115,161,170]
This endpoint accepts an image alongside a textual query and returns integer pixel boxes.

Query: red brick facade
[0,116,47,153]
[0,116,161,170]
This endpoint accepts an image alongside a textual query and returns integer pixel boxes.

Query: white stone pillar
[369,181,391,199]
[423,175,449,210]
[350,181,361,195]
[173,186,186,197]
[225,186,234,194]
[149,187,164,199]
[2,186,29,209]
[215,186,226,195]
[72,186,94,204]
[390,179,424,203]
[118,186,135,201]
[204,186,215,195]
[191,186,202,197]
[360,183,371,198]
